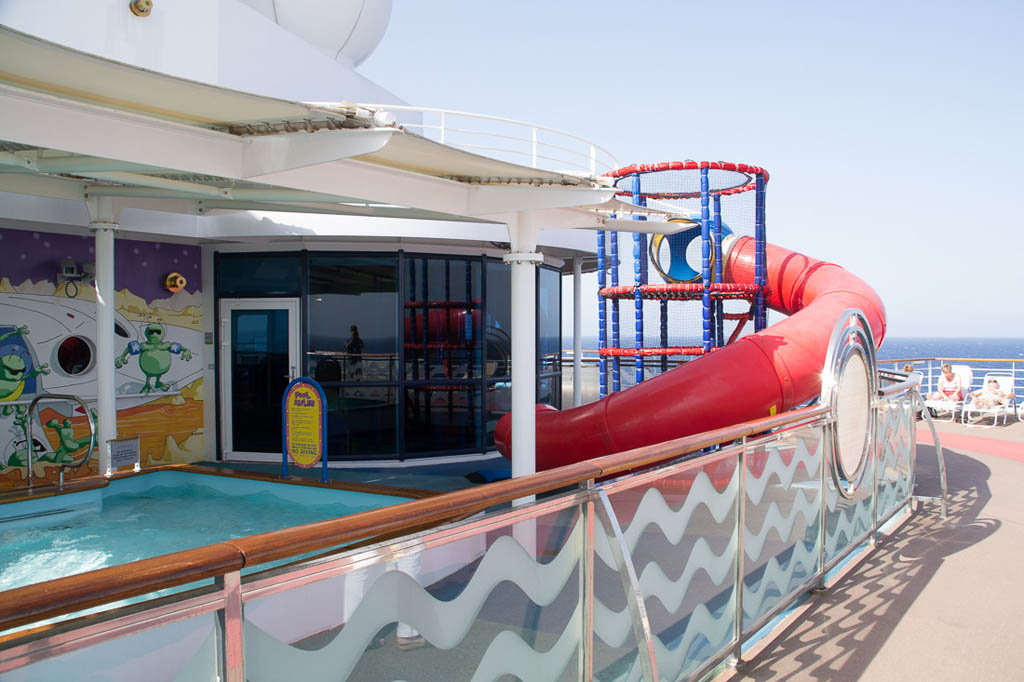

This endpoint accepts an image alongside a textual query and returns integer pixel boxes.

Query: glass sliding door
[219,298,300,461]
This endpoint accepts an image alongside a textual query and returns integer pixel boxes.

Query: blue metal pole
[610,228,621,393]
[597,228,608,399]
[713,193,724,347]
[700,167,711,352]
[755,173,767,331]
[631,172,645,385]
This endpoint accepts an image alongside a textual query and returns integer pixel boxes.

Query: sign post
[281,377,328,484]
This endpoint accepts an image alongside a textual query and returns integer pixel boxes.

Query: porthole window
[56,336,93,376]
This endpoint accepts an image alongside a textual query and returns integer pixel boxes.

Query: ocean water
[878,337,1024,361]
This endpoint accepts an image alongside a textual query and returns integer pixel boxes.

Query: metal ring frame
[819,309,878,499]
[25,393,96,491]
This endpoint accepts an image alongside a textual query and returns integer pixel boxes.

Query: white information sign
[109,437,141,470]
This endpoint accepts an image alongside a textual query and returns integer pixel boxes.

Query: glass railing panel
[241,498,585,682]
[1,610,220,682]
[599,449,739,682]
[876,392,915,521]
[825,422,875,566]
[742,425,823,631]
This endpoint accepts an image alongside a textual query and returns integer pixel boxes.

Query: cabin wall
[0,226,205,487]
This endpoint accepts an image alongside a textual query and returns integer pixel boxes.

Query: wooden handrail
[0,403,832,634]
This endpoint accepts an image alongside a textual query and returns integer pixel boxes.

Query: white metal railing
[883,357,1022,418]
[355,103,620,177]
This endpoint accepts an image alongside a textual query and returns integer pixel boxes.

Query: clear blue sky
[360,0,1024,339]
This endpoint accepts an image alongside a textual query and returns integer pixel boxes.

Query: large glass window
[485,261,512,379]
[216,251,560,459]
[308,255,398,383]
[404,386,482,453]
[538,265,562,408]
[404,257,482,381]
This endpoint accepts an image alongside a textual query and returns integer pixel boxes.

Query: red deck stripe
[917,428,1024,463]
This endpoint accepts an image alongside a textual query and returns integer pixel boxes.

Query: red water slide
[495,236,886,469]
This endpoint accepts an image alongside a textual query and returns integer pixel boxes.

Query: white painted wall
[0,0,403,104]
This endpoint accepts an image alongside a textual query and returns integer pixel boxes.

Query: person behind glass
[969,378,1013,410]
[928,363,962,402]
[345,325,364,380]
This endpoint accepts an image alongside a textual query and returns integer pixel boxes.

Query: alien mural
[115,322,193,393]
[0,326,50,402]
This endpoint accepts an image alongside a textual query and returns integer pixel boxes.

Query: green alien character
[2,404,41,468]
[44,411,98,464]
[0,326,50,402]
[115,323,193,394]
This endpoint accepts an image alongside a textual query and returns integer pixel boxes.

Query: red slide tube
[495,236,886,469]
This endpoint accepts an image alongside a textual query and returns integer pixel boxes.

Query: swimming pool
[0,470,411,593]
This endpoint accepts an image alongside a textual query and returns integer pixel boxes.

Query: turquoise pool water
[0,471,409,593]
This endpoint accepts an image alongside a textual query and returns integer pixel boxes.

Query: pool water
[0,471,409,593]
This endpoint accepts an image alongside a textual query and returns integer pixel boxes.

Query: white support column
[503,213,542,482]
[572,256,583,408]
[87,196,120,477]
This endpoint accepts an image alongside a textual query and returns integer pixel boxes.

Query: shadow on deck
[726,439,1021,681]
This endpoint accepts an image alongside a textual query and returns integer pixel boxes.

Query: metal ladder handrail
[912,389,949,518]
[25,393,96,492]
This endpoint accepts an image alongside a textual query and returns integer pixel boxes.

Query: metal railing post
[590,144,597,176]
[731,436,748,665]
[579,480,595,682]
[217,570,244,682]
[594,489,658,682]
[816,415,831,590]
[531,127,538,168]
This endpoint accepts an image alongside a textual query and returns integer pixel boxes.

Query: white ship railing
[355,103,620,177]
[0,312,930,681]
[883,356,1023,417]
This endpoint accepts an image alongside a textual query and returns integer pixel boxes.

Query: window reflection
[404,257,482,381]
[405,386,482,453]
[309,256,398,383]
[486,261,512,378]
[322,386,397,458]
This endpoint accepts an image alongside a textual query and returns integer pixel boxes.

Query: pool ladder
[25,394,96,492]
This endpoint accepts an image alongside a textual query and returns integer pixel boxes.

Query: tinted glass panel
[485,381,511,447]
[538,374,561,408]
[231,309,289,452]
[322,385,397,458]
[539,266,561,372]
[485,261,512,378]
[404,257,482,380]
[405,386,481,453]
[309,255,398,383]
[217,254,302,297]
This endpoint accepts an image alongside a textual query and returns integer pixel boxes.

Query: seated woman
[928,363,963,402]
[969,378,1014,410]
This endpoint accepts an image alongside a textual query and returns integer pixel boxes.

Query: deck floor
[726,417,1024,681]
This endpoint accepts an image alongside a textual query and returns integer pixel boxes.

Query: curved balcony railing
[356,103,620,177]
[0,330,928,681]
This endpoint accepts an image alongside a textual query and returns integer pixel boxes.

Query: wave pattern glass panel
[242,503,584,682]
[2,611,220,682]
[742,428,823,630]
[825,422,875,565]
[600,451,739,682]
[876,396,915,521]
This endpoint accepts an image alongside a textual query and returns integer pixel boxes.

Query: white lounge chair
[962,373,1017,427]
[923,364,972,422]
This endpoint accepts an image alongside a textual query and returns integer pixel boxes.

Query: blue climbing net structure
[597,161,769,398]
